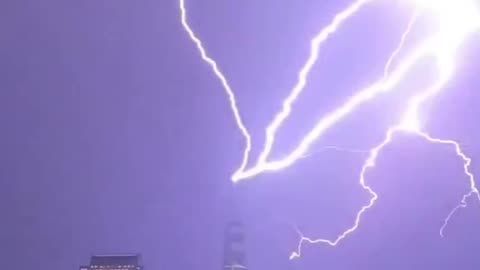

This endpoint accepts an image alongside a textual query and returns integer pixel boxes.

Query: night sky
[3,0,480,269]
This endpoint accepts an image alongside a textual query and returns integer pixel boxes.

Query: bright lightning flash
[180,0,480,260]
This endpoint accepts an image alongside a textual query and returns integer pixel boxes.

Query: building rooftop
[90,254,140,266]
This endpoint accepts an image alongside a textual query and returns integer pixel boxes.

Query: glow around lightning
[180,0,480,259]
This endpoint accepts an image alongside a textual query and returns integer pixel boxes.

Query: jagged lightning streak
[290,126,397,259]
[180,0,480,260]
[430,135,480,238]
[179,0,374,182]
[232,0,374,181]
[291,0,480,258]
[179,0,252,178]
[383,7,419,80]
[254,0,373,167]
[291,129,479,259]
[290,68,459,259]
[235,39,434,181]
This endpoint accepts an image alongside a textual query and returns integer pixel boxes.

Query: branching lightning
[383,7,419,80]
[180,0,480,260]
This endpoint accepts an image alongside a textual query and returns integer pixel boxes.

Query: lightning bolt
[179,0,252,178]
[180,0,480,260]
[383,6,419,80]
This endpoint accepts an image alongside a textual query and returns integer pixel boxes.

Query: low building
[80,254,143,270]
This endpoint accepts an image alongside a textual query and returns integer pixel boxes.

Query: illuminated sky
[2,0,480,269]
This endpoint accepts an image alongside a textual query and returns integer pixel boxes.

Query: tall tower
[223,221,247,270]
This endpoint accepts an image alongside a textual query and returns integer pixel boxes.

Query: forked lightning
[179,0,480,259]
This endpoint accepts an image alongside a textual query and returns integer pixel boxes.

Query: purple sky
[2,0,480,269]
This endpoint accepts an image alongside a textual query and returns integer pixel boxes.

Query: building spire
[223,221,247,270]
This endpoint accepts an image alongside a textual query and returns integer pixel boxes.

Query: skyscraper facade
[223,221,247,270]
[80,254,143,270]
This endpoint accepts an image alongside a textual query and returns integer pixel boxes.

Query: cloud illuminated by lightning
[180,0,480,260]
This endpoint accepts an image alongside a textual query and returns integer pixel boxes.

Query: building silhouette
[223,221,247,270]
[80,254,143,270]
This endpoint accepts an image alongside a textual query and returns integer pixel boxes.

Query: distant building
[80,254,143,270]
[223,221,247,270]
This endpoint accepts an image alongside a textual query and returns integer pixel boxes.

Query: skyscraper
[223,221,247,270]
[79,254,143,270]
